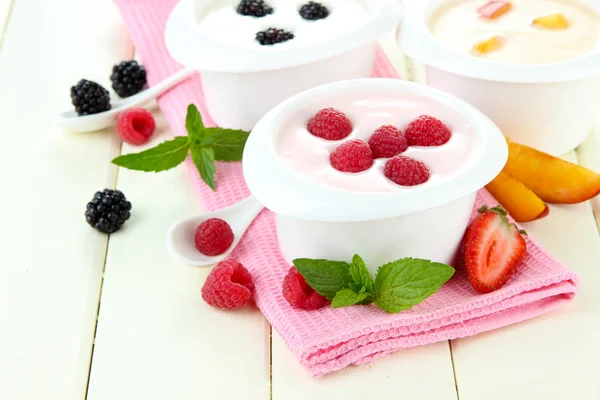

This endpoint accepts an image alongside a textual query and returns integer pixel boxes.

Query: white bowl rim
[164,0,402,73]
[400,0,600,83]
[242,78,508,222]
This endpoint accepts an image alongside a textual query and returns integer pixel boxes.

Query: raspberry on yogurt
[368,125,408,158]
[307,108,353,141]
[276,91,476,192]
[384,156,431,186]
[330,139,373,173]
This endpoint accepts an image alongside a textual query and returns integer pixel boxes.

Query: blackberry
[70,79,111,116]
[236,0,273,17]
[255,28,294,45]
[299,2,329,20]
[85,189,132,234]
[110,60,147,98]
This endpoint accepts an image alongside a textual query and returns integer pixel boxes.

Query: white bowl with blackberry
[165,0,402,131]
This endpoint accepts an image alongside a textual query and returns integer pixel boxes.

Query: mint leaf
[349,254,374,294]
[191,146,216,191]
[293,259,351,300]
[374,258,454,314]
[206,128,250,162]
[112,136,190,172]
[332,289,368,309]
[185,104,205,140]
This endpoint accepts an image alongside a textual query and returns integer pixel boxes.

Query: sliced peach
[486,171,549,222]
[504,138,600,204]
[477,1,512,19]
[472,35,505,54]
[532,13,569,29]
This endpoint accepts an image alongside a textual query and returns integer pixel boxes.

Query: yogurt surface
[429,0,600,64]
[198,0,370,49]
[276,90,477,193]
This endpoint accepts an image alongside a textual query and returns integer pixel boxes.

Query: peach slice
[486,171,549,222]
[472,35,505,54]
[532,13,569,29]
[477,1,512,19]
[504,138,600,204]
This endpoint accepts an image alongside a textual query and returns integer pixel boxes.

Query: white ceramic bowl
[243,78,507,274]
[165,0,401,131]
[399,0,600,156]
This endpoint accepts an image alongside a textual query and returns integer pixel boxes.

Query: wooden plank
[86,110,271,400]
[0,0,13,47]
[0,0,131,399]
[272,333,458,400]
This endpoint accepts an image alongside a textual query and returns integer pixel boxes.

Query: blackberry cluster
[256,28,294,45]
[70,80,111,116]
[110,60,147,98]
[299,1,329,20]
[85,189,132,234]
[236,0,273,17]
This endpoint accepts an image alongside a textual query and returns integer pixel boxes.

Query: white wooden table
[2,1,600,399]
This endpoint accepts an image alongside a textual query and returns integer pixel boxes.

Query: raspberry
[116,108,156,145]
[194,218,235,256]
[201,260,255,310]
[282,267,327,310]
[330,139,373,173]
[384,155,430,186]
[307,108,353,141]
[405,115,452,147]
[368,125,408,158]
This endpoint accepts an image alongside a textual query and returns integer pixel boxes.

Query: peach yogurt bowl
[164,0,401,131]
[400,0,600,156]
[243,79,507,274]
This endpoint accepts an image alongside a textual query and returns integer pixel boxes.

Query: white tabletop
[1,0,600,399]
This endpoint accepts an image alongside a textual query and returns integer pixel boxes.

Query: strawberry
[462,205,527,293]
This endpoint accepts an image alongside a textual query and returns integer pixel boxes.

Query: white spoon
[56,67,196,133]
[166,195,265,267]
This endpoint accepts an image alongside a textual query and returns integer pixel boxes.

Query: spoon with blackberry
[57,62,195,133]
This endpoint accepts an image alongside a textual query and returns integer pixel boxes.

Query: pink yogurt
[276,90,477,193]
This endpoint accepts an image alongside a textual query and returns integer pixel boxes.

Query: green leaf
[332,289,368,309]
[205,127,251,162]
[112,136,190,172]
[185,104,205,140]
[293,259,351,300]
[191,145,216,191]
[349,254,374,294]
[374,258,455,314]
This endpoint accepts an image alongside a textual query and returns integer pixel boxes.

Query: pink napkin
[114,0,580,377]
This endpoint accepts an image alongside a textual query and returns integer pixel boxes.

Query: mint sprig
[112,104,250,191]
[293,255,454,314]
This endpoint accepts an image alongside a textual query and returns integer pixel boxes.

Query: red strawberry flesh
[463,206,527,293]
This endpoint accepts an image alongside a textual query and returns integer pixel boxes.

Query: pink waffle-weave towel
[114,0,580,377]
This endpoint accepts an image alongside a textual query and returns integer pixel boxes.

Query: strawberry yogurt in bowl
[243,79,507,274]
[399,0,600,156]
[164,0,401,131]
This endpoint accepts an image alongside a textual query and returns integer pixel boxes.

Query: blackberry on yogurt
[236,0,273,17]
[299,2,330,20]
[255,28,295,45]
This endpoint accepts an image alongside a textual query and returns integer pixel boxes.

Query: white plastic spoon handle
[125,67,196,109]
[233,195,266,234]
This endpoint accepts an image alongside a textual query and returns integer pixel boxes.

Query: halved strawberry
[462,205,527,293]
